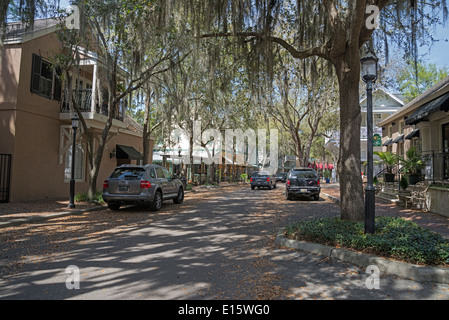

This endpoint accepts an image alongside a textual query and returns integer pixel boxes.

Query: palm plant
[400,147,425,175]
[400,147,425,185]
[373,151,399,174]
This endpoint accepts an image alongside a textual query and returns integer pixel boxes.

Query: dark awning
[405,129,420,140]
[116,145,143,160]
[382,139,393,146]
[393,134,404,143]
[406,91,449,125]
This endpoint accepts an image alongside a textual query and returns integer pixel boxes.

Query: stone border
[275,228,449,284]
[320,192,340,204]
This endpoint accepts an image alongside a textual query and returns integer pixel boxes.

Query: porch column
[419,122,432,152]
[91,63,98,113]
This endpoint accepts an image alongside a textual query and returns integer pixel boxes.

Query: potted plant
[373,151,398,182]
[400,147,425,185]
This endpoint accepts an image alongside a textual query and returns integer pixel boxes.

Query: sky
[419,26,448,69]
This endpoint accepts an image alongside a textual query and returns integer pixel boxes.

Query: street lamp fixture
[68,113,79,209]
[361,49,378,234]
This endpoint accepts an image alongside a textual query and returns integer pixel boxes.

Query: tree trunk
[334,58,364,221]
[143,131,151,164]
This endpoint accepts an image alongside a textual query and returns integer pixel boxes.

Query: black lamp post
[178,145,182,174]
[361,50,378,234]
[68,113,79,209]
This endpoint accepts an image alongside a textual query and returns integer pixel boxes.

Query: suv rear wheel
[173,187,184,204]
[150,190,162,211]
[108,201,121,211]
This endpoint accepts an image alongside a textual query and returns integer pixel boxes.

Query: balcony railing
[422,149,449,182]
[60,89,125,121]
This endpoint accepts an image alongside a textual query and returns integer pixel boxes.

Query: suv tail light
[140,180,151,189]
[250,177,253,182]
[287,180,290,186]
[317,179,320,186]
[103,180,109,189]
[267,177,270,182]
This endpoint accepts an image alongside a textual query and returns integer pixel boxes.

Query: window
[399,120,405,134]
[374,113,383,126]
[31,54,62,100]
[64,144,85,182]
[110,167,145,179]
[163,168,172,179]
[290,171,318,179]
[156,167,165,179]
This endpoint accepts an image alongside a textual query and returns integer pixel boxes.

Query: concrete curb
[321,192,341,204]
[0,206,106,229]
[275,227,449,284]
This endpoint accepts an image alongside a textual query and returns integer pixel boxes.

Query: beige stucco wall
[16,32,62,118]
[0,45,22,156]
[10,110,64,201]
[9,119,152,202]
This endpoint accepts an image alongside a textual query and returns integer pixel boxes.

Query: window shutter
[31,54,41,93]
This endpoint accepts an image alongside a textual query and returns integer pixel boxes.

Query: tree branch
[200,32,330,60]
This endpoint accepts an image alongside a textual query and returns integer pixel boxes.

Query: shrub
[285,216,449,266]
[75,191,104,204]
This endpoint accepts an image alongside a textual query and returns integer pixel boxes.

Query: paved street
[1,184,449,300]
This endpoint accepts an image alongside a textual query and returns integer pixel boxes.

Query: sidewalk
[320,183,449,239]
[0,182,245,229]
[0,199,106,228]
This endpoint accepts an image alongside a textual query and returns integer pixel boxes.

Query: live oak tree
[162,0,448,221]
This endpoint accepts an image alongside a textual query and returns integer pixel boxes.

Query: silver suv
[102,164,184,211]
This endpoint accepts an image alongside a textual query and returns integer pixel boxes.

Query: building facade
[378,76,449,182]
[0,19,153,202]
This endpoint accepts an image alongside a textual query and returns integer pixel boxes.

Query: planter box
[384,173,395,182]
[427,187,449,217]
[408,174,420,185]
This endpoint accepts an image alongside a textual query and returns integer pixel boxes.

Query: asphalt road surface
[1,184,449,301]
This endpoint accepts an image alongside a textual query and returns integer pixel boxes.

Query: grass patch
[285,216,449,266]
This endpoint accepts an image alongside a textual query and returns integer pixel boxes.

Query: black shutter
[30,54,41,93]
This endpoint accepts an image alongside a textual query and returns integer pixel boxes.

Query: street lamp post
[68,114,79,209]
[361,50,378,234]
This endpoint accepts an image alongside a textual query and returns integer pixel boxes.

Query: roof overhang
[405,91,449,125]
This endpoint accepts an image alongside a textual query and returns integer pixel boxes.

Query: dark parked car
[102,164,184,211]
[276,172,288,182]
[286,168,320,201]
[250,171,277,190]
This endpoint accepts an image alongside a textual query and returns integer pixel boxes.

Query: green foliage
[396,60,449,103]
[373,151,399,173]
[285,216,449,266]
[75,191,104,204]
[400,146,425,175]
